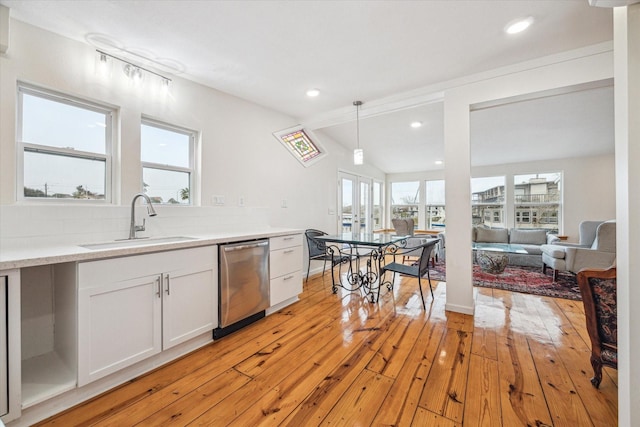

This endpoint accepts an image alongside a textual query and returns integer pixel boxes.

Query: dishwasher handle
[223,240,269,252]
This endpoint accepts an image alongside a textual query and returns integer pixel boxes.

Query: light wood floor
[37,268,618,426]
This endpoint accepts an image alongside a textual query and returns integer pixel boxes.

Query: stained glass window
[273,126,326,167]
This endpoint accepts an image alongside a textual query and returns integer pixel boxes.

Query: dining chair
[380,238,439,309]
[304,229,350,282]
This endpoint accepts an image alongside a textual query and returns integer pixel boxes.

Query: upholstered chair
[391,218,415,236]
[541,220,616,280]
[576,266,617,388]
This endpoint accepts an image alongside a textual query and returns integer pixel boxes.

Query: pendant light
[353,100,364,165]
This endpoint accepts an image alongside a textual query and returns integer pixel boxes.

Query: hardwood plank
[471,288,499,360]
[527,339,594,427]
[122,369,249,426]
[419,327,472,423]
[366,314,425,378]
[412,407,461,426]
[279,314,402,426]
[530,295,619,426]
[34,272,617,427]
[372,320,447,426]
[188,301,399,425]
[463,354,502,427]
[494,292,554,427]
[319,369,394,426]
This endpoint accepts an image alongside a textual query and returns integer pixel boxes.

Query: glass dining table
[314,232,409,303]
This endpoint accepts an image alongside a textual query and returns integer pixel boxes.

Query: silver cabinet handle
[165,273,170,295]
[284,249,295,254]
[283,236,294,240]
[283,275,295,280]
[156,275,162,298]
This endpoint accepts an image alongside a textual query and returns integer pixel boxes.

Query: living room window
[513,173,561,233]
[425,179,445,230]
[141,119,196,205]
[391,181,419,228]
[372,180,383,230]
[18,85,113,201]
[471,176,505,228]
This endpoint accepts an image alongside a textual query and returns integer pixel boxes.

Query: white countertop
[0,227,303,270]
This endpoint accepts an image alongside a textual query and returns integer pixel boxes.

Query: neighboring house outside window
[471,176,505,228]
[514,173,561,233]
[18,85,113,201]
[141,119,196,205]
[470,173,561,233]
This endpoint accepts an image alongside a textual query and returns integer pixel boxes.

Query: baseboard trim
[445,303,475,315]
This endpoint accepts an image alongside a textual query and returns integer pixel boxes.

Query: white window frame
[140,118,196,205]
[17,84,114,202]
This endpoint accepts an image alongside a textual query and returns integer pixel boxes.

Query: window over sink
[141,118,197,205]
[18,84,114,201]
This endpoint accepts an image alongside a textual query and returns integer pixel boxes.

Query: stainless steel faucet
[129,193,158,239]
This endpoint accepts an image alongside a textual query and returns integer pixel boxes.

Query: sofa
[472,226,560,268]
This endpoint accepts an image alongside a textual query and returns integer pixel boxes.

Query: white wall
[387,154,616,242]
[0,20,384,247]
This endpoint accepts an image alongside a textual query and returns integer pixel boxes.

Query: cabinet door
[0,275,6,417]
[78,274,162,386]
[162,262,217,350]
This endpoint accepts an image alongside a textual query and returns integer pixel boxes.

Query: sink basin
[80,236,198,250]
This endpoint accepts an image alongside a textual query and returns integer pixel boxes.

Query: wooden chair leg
[590,355,603,388]
[553,269,558,282]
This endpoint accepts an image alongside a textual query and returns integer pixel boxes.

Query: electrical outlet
[212,195,225,205]
[281,199,288,208]
[238,196,245,207]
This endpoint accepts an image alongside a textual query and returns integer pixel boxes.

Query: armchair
[541,220,616,281]
[391,218,415,236]
[576,266,617,388]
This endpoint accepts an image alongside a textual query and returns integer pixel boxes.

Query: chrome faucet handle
[135,218,146,233]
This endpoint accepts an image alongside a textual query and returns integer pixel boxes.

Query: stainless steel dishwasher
[214,239,270,339]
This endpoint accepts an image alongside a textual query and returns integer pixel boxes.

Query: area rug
[426,262,581,300]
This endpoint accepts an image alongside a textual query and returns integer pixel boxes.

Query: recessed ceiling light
[306,88,320,97]
[434,160,443,165]
[410,121,423,128]
[505,17,534,35]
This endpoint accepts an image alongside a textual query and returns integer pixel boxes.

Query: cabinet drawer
[269,234,302,251]
[270,246,302,279]
[270,270,302,306]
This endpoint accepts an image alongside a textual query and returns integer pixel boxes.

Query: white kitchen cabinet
[77,246,217,386]
[269,234,303,308]
[0,269,20,424]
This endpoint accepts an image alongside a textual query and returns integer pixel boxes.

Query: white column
[614,4,640,426]
[443,91,474,315]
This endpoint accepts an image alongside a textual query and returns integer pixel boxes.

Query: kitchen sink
[80,236,198,250]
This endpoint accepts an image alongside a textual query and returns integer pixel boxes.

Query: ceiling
[0,1,615,173]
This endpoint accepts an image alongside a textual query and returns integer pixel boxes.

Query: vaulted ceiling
[0,0,615,173]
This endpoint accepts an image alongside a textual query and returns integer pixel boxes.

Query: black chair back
[418,239,439,276]
[305,229,328,259]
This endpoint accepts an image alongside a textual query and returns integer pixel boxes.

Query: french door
[338,172,373,233]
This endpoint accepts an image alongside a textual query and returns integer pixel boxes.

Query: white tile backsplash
[0,204,270,250]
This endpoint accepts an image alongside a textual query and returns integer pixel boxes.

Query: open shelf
[22,351,75,408]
